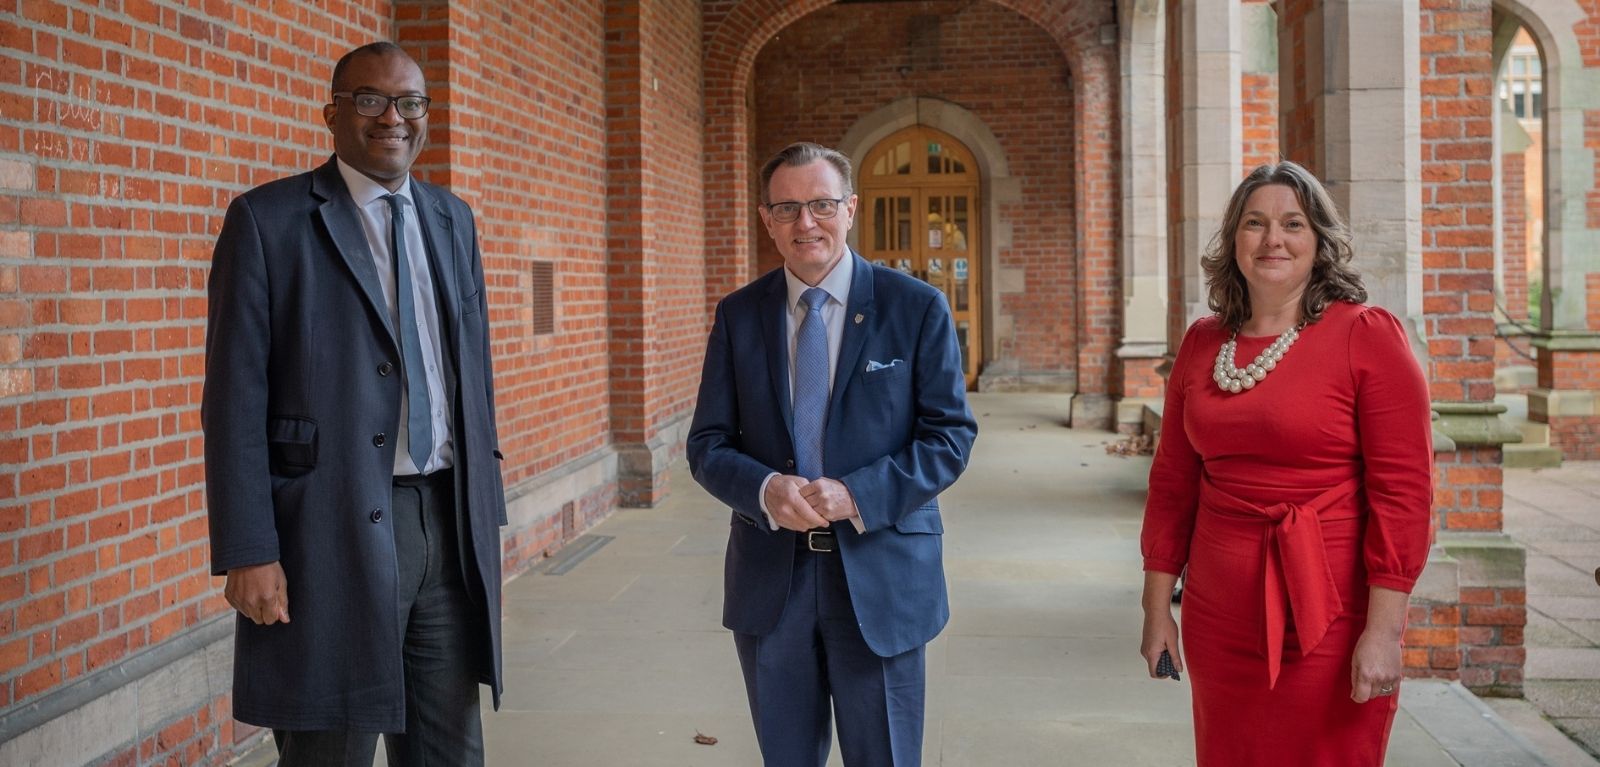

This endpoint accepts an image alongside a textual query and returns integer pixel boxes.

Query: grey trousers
[274,469,484,767]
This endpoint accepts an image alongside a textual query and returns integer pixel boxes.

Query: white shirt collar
[784,253,854,314]
[335,157,413,208]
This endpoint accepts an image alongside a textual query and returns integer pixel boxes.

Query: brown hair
[1201,161,1367,330]
[758,142,854,204]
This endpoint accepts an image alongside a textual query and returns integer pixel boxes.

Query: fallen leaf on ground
[694,732,718,746]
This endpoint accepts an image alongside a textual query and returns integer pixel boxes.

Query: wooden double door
[858,126,982,388]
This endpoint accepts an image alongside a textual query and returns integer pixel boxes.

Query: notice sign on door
[953,258,969,280]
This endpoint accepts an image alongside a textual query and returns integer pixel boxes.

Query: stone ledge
[1433,401,1523,447]
[1439,532,1527,588]
[1529,331,1600,352]
[1527,388,1599,418]
[0,617,233,765]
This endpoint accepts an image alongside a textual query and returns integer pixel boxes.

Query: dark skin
[225,49,430,626]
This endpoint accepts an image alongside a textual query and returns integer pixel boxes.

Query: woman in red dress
[1139,162,1433,766]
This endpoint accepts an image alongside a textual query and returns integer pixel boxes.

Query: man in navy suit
[204,43,505,766]
[688,142,977,766]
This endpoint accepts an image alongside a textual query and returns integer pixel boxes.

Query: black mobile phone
[1156,649,1181,681]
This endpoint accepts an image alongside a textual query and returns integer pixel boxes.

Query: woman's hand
[1140,570,1185,678]
[1141,608,1185,678]
[1351,586,1409,702]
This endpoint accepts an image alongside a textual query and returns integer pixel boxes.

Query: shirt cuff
[757,472,779,531]
[848,515,865,534]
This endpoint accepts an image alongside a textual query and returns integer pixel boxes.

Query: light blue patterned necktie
[793,287,830,480]
[384,194,433,474]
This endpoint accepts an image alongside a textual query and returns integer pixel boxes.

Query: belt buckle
[807,531,834,552]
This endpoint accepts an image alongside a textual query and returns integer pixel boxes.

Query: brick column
[604,0,707,506]
[1417,0,1525,697]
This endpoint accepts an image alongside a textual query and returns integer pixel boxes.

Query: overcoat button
[785,459,795,468]
[373,433,386,447]
[378,362,394,376]
[370,508,383,523]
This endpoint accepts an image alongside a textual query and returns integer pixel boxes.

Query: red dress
[1142,301,1433,767]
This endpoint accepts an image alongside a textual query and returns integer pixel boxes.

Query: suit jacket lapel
[312,159,397,349]
[760,273,794,436]
[829,252,876,430]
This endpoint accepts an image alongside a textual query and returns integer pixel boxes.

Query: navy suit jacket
[203,158,506,731]
[687,253,977,657]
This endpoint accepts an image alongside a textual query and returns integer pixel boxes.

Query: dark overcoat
[202,158,506,732]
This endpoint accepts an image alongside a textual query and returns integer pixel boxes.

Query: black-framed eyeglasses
[333,92,431,119]
[765,197,846,224]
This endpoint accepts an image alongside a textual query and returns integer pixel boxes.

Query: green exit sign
[928,142,942,154]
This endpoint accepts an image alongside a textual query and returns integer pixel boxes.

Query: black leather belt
[800,530,836,553]
[393,467,453,488]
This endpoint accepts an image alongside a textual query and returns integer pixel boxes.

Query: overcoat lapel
[412,183,463,405]
[311,160,398,350]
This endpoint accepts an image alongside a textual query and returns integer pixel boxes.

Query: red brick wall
[1276,0,1318,175]
[1585,0,1600,230]
[751,2,1077,375]
[1590,272,1600,331]
[1241,72,1279,172]
[1501,151,1529,322]
[1,0,681,761]
[605,0,706,505]
[1420,0,1498,400]
[1241,0,1279,172]
[0,4,394,754]
[1538,344,1600,460]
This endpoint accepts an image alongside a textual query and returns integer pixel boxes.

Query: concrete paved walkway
[467,393,1578,766]
[1493,460,1600,766]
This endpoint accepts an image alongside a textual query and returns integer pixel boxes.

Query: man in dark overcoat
[203,41,506,766]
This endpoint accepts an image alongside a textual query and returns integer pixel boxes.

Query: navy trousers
[733,543,927,767]
[274,470,484,767]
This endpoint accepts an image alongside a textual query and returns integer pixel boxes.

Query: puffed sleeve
[1141,319,1210,575]
[1350,305,1434,592]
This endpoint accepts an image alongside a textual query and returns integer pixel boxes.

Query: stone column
[1165,0,1241,354]
[1115,0,1169,431]
[1525,1,1600,461]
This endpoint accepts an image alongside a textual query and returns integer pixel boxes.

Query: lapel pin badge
[854,313,864,325]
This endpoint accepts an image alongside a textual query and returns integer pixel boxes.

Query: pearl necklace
[1213,323,1301,394]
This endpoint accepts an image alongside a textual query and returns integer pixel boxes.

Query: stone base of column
[975,360,1076,393]
[1530,332,1600,460]
[1405,534,1527,697]
[616,412,693,508]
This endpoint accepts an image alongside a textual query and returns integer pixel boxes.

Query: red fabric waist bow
[1199,477,1362,689]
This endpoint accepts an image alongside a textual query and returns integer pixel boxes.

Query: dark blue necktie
[793,288,830,480]
[384,194,433,473]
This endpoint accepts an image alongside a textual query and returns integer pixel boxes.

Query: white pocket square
[865,359,904,372]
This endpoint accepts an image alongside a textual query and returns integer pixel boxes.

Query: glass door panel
[858,125,982,388]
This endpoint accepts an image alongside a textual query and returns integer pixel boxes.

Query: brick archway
[703,0,1123,422]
